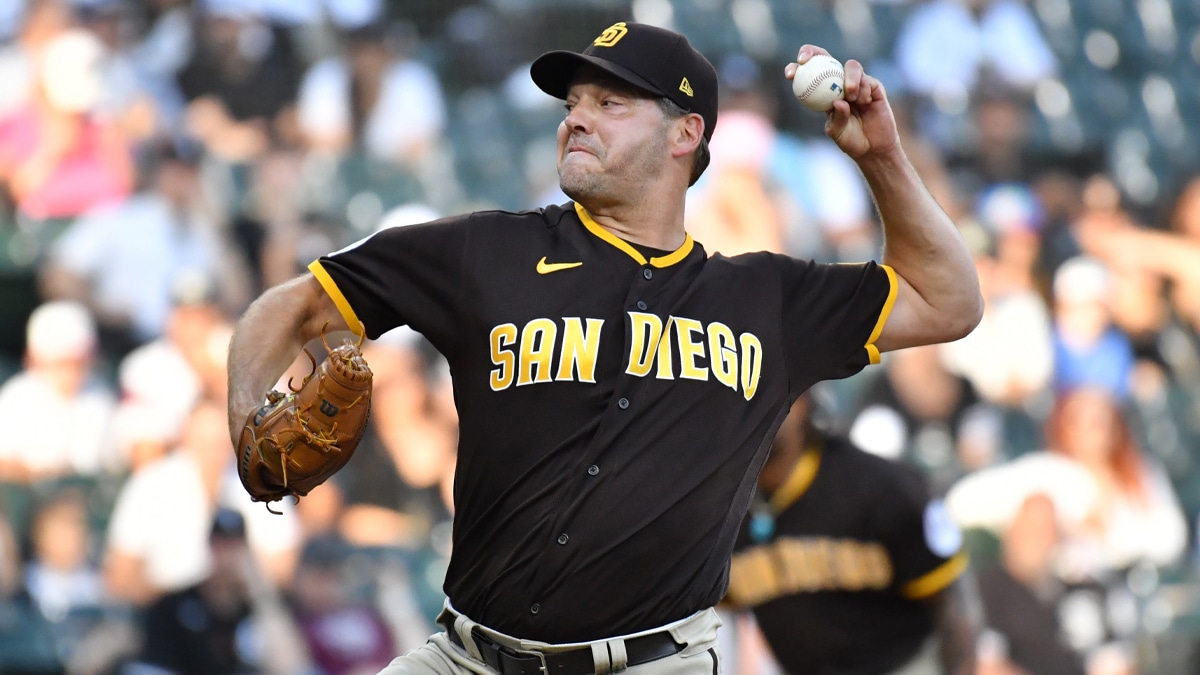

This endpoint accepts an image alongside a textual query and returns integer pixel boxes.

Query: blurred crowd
[0,0,1197,673]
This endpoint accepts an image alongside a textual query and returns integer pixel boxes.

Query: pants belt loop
[607,638,629,672]
[590,643,611,675]
[453,614,484,662]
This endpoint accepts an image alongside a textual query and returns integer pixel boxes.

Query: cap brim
[531,50,668,102]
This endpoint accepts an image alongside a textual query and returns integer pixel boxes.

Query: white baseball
[792,54,845,112]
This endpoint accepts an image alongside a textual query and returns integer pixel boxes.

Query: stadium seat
[770,1,845,59]
[1070,0,1129,33]
[1063,69,1135,143]
[670,0,745,56]
[0,598,62,674]
[448,89,530,210]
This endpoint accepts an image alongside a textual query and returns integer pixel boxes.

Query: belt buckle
[528,648,549,675]
[509,645,549,675]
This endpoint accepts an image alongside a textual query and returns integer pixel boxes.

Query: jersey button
[617,397,630,410]
[557,533,569,545]
[636,300,647,310]
[587,465,600,476]
[643,268,654,280]
[530,603,540,615]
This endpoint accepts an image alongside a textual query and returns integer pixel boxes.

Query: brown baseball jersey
[310,202,895,642]
[729,436,967,674]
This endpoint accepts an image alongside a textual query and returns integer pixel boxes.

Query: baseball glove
[238,327,372,511]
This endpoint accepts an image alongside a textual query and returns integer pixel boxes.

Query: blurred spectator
[684,106,784,257]
[294,480,346,540]
[23,485,136,673]
[178,0,303,163]
[23,487,104,623]
[131,0,194,80]
[290,534,396,675]
[1051,257,1134,400]
[41,140,247,362]
[0,501,63,673]
[977,183,1045,294]
[686,55,875,262]
[846,345,1004,494]
[253,174,349,291]
[894,0,1056,102]
[1068,176,1175,375]
[297,13,444,166]
[0,27,135,220]
[181,295,236,405]
[110,282,234,453]
[1034,169,1087,279]
[103,399,301,605]
[131,508,313,675]
[110,400,179,473]
[945,91,1040,201]
[948,387,1187,577]
[296,14,460,212]
[1168,174,1200,242]
[0,507,21,599]
[0,0,26,41]
[126,0,196,139]
[333,334,455,549]
[1072,175,1200,394]
[0,301,117,481]
[72,0,163,144]
[974,493,1087,675]
[0,0,70,119]
[1046,387,1187,575]
[942,190,1054,409]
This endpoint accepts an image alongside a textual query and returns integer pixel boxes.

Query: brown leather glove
[237,333,372,511]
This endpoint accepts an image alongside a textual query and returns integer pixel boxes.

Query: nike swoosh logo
[537,257,583,274]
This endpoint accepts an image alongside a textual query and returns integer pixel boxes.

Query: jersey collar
[574,202,694,268]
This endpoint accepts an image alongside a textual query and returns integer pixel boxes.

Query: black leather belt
[444,625,683,675]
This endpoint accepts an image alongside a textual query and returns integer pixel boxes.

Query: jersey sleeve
[778,258,897,389]
[309,214,472,349]
[875,463,967,600]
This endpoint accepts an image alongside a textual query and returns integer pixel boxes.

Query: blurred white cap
[1054,256,1110,304]
[976,183,1043,235]
[327,0,382,29]
[118,342,202,430]
[27,301,96,361]
[375,203,440,233]
[112,400,180,448]
[39,29,106,113]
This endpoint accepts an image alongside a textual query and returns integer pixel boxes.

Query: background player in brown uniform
[226,21,982,675]
[725,389,981,675]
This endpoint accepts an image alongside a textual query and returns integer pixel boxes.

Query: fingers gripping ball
[792,54,845,112]
[238,327,372,511]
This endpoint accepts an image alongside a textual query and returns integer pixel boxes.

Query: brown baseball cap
[531,22,718,141]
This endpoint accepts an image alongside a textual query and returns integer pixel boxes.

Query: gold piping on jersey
[308,260,364,339]
[901,550,968,599]
[863,264,898,365]
[768,441,821,514]
[575,202,694,268]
